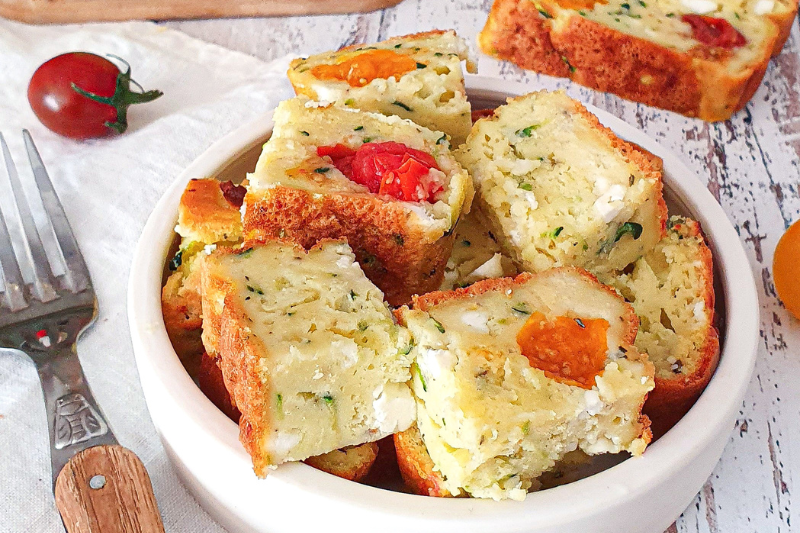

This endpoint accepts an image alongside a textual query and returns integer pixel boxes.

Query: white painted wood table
[164,3,800,531]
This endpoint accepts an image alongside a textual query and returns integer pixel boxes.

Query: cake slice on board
[479,0,792,120]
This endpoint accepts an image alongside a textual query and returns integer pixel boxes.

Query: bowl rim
[128,75,759,525]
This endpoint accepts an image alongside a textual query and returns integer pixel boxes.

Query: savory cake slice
[198,350,382,482]
[287,30,476,146]
[478,0,786,121]
[396,269,655,500]
[201,240,415,476]
[243,96,473,306]
[162,178,245,374]
[456,90,667,274]
[598,216,719,437]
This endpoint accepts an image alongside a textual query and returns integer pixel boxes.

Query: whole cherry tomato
[27,53,162,140]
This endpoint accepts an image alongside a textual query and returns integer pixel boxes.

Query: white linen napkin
[0,19,294,532]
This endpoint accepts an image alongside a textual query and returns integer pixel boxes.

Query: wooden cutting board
[0,0,402,24]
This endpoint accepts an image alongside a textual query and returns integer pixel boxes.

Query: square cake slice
[243,96,473,306]
[201,240,416,476]
[598,216,719,436]
[456,90,667,274]
[397,269,654,500]
[287,30,476,146]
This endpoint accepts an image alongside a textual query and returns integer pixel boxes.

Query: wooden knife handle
[54,445,165,533]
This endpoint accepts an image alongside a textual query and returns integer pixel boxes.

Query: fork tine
[23,130,90,293]
[0,133,58,303]
[0,201,28,311]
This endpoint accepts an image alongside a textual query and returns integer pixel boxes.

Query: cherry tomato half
[28,52,162,140]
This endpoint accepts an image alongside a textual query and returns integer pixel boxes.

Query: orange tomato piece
[310,49,418,88]
[516,312,609,389]
[774,219,800,320]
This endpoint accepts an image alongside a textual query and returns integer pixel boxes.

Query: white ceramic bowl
[128,77,759,533]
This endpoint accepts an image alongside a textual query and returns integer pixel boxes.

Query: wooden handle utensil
[55,445,165,533]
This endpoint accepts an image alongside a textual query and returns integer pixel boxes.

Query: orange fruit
[774,219,800,320]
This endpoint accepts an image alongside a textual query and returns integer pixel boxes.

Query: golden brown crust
[161,271,204,376]
[479,0,570,77]
[198,352,242,423]
[409,268,641,348]
[394,425,453,497]
[480,0,779,121]
[336,30,449,54]
[243,187,454,307]
[644,220,720,438]
[201,248,275,477]
[769,3,799,57]
[303,443,379,482]
[178,178,243,243]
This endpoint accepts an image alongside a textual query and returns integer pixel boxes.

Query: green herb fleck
[300,130,310,136]
[276,394,283,416]
[416,62,427,69]
[354,125,364,131]
[392,101,413,112]
[400,341,415,356]
[543,226,563,239]
[169,250,183,271]
[462,239,471,247]
[515,124,540,137]
[394,43,402,48]
[344,98,355,106]
[436,134,448,145]
[287,312,295,316]
[538,7,553,18]
[431,318,445,333]
[666,12,675,16]
[614,222,643,242]
[363,137,373,143]
[579,9,587,15]
[519,182,533,191]
[575,318,586,329]
[412,363,428,392]
[734,11,741,19]
[358,321,369,331]
[247,285,264,295]
[434,52,443,57]
[512,303,531,315]
[323,395,334,406]
[349,290,358,300]
[237,248,253,258]
[522,421,530,435]
[314,167,330,174]
[621,2,630,8]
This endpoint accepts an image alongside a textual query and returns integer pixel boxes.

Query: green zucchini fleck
[512,303,531,315]
[515,124,540,137]
[614,222,643,242]
[168,249,183,271]
[300,130,310,136]
[431,318,445,333]
[519,182,533,191]
[412,363,428,392]
[392,101,413,112]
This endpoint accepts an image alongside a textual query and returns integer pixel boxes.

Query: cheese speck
[469,253,505,280]
[584,389,604,415]
[593,184,627,223]
[420,348,458,379]
[461,310,489,333]
[372,383,416,433]
[754,0,774,14]
[680,0,718,13]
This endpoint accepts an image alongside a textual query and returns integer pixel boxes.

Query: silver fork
[0,131,164,533]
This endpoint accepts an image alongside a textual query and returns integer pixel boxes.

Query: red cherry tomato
[682,15,746,49]
[28,53,162,140]
[317,141,443,202]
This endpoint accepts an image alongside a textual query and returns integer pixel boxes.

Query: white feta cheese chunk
[754,0,774,14]
[372,383,416,434]
[420,348,458,379]
[681,0,718,14]
[469,253,505,280]
[461,310,490,333]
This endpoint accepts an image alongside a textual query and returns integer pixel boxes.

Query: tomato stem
[70,59,162,135]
